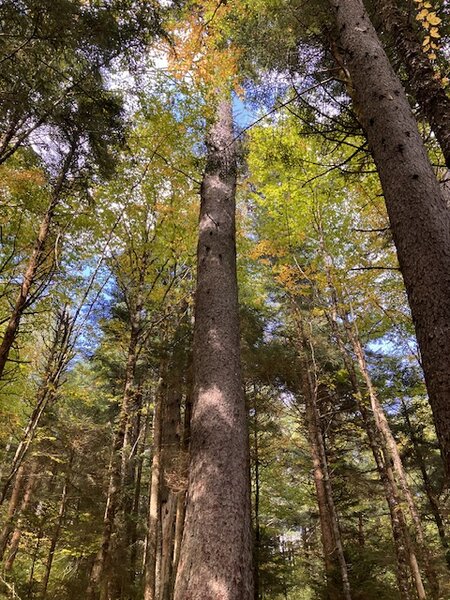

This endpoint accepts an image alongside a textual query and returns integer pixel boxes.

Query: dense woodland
[0,0,450,599]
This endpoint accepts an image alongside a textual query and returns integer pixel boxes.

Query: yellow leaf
[416,9,429,20]
[427,13,442,25]
[428,52,437,60]
[430,27,441,37]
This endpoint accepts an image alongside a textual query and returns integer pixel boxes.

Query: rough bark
[327,0,450,477]
[173,98,253,600]
[378,0,450,168]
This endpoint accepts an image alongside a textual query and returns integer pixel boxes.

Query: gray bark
[173,97,253,600]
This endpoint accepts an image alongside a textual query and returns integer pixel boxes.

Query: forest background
[0,0,449,599]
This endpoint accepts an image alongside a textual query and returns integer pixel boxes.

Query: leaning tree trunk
[327,0,450,477]
[378,0,450,168]
[400,397,450,570]
[173,97,253,600]
[0,147,74,381]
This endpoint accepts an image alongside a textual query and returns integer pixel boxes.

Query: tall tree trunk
[0,147,74,380]
[3,467,38,572]
[0,462,36,562]
[347,320,436,597]
[171,385,192,592]
[295,314,352,600]
[130,388,150,580]
[87,326,139,600]
[327,311,415,599]
[317,218,433,597]
[327,0,450,476]
[0,308,72,505]
[159,386,181,600]
[400,397,450,570]
[252,389,261,600]
[41,456,72,600]
[173,98,253,600]
[144,372,165,600]
[378,0,450,167]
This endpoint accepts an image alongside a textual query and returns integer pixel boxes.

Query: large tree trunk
[327,0,450,476]
[0,148,74,381]
[173,98,253,600]
[378,0,450,168]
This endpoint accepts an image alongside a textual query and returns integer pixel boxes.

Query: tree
[327,0,450,477]
[173,96,254,600]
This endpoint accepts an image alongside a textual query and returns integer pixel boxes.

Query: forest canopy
[0,1,449,599]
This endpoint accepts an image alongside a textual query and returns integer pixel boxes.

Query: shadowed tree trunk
[173,97,253,600]
[327,0,450,477]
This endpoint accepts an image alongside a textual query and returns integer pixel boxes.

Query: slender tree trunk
[378,0,450,167]
[327,0,450,476]
[171,386,192,592]
[295,316,352,600]
[173,98,253,600]
[0,464,25,560]
[87,327,139,600]
[252,390,261,600]
[144,373,165,600]
[0,308,71,505]
[41,458,72,600]
[0,147,74,380]
[159,386,181,600]
[329,316,414,599]
[130,389,151,580]
[2,464,37,572]
[347,322,436,597]
[401,398,450,570]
